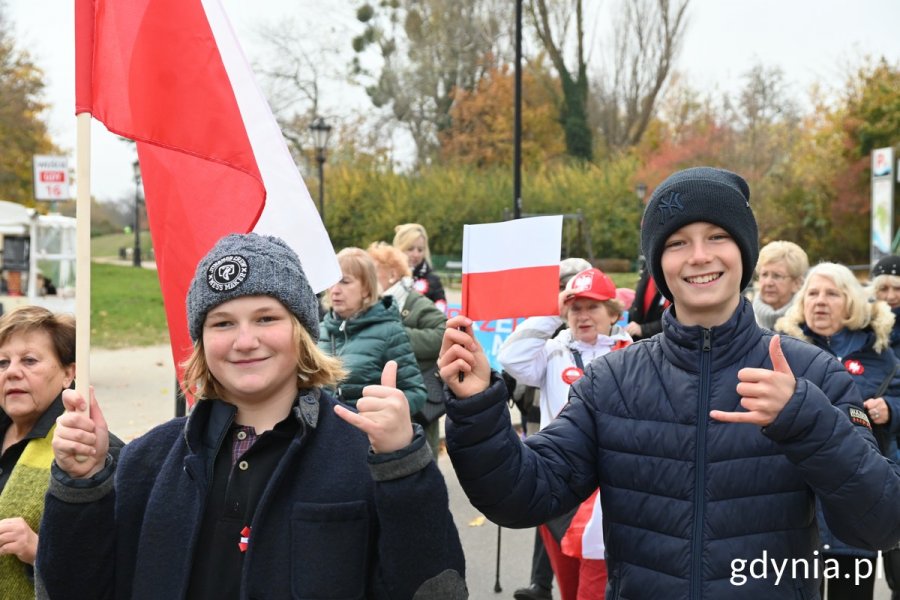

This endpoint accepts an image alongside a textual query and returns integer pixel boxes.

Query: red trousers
[538,525,607,600]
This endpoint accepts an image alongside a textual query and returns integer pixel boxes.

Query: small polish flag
[462,216,563,321]
[238,525,251,553]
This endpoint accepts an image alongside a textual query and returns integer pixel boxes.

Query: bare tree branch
[528,0,593,159]
[593,0,690,151]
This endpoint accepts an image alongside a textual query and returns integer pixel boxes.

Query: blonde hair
[787,262,869,331]
[777,262,896,352]
[321,247,380,314]
[181,312,346,401]
[0,305,75,366]
[392,223,431,264]
[756,241,809,280]
[871,274,900,298]
[367,241,412,284]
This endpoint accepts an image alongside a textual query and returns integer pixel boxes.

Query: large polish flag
[462,216,563,321]
[75,0,339,372]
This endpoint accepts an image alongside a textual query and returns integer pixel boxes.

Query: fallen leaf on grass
[468,515,486,527]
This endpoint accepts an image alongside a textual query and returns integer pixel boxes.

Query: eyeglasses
[757,271,792,282]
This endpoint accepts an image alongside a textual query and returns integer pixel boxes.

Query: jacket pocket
[290,501,370,599]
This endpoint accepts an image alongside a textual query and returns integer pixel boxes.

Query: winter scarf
[752,294,794,330]
[0,424,55,597]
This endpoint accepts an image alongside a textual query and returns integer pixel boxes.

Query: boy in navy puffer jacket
[438,166,900,600]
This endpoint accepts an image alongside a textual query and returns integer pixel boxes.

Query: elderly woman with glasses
[775,261,900,600]
[752,240,809,329]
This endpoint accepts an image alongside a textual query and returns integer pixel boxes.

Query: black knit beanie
[872,255,900,279]
[640,167,759,301]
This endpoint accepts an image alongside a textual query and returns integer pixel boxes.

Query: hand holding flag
[52,387,111,479]
[439,316,492,398]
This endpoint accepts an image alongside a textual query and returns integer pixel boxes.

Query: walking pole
[494,524,503,592]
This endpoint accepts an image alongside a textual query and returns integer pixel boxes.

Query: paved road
[89,344,891,599]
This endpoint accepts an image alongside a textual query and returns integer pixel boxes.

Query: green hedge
[322,160,642,263]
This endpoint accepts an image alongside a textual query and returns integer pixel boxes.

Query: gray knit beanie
[640,167,759,301]
[186,233,320,343]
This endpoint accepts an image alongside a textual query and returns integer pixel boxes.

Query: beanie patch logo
[207,255,249,292]
[656,191,684,224]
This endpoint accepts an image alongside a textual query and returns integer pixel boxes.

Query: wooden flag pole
[75,112,91,417]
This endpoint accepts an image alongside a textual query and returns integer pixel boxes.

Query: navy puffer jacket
[776,309,900,557]
[446,298,900,599]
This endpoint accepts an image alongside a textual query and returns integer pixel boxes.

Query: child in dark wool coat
[38,233,466,600]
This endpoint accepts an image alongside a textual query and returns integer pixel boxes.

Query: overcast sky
[6,0,900,202]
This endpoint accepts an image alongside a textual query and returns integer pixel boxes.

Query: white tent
[0,200,76,313]
[0,201,32,235]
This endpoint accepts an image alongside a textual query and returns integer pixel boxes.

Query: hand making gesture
[334,361,415,454]
[711,335,797,426]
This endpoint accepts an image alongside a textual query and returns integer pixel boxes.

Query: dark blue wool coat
[38,390,465,600]
[446,299,900,600]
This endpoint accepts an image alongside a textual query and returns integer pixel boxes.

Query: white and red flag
[461,216,563,321]
[75,0,339,376]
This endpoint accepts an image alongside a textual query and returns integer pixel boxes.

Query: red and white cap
[565,268,617,302]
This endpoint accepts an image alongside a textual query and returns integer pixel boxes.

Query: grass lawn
[609,272,640,290]
[91,232,154,259]
[91,262,169,348]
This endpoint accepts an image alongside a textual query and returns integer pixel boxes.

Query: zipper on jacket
[690,328,712,600]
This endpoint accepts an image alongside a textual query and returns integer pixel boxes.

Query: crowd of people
[437,168,900,600]
[2,168,900,599]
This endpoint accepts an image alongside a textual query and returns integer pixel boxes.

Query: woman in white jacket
[499,267,631,600]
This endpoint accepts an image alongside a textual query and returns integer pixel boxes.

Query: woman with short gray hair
[753,240,808,329]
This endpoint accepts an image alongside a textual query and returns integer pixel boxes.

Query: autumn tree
[591,0,690,153]
[634,74,732,190]
[254,18,335,163]
[439,64,565,167]
[351,0,508,165]
[754,103,842,259]
[727,65,800,181]
[844,58,900,159]
[0,7,59,206]
[528,0,592,160]
[822,58,900,261]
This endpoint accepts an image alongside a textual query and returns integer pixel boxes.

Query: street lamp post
[309,117,332,223]
[635,183,648,271]
[132,159,142,268]
[635,182,648,205]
